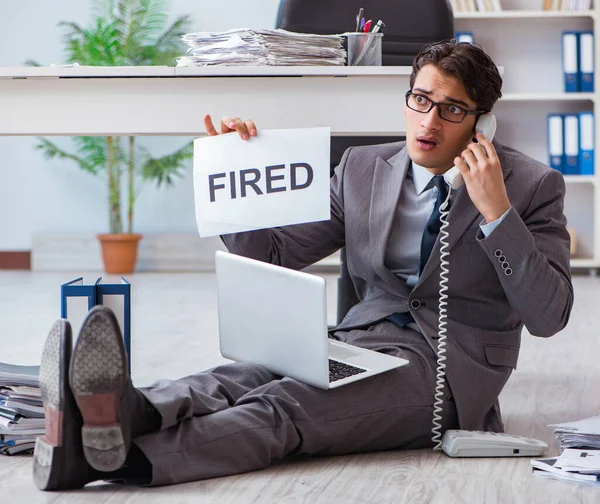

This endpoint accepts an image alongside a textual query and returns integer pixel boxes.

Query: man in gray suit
[34,40,573,490]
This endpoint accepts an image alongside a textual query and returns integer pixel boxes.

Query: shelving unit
[500,92,595,102]
[455,0,599,271]
[563,175,596,183]
[454,9,595,19]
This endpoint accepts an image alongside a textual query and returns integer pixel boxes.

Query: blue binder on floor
[563,114,580,175]
[61,277,131,372]
[579,111,594,175]
[562,32,579,92]
[547,114,565,173]
[579,32,594,93]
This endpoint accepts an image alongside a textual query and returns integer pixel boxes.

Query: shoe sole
[70,307,128,472]
[33,320,82,490]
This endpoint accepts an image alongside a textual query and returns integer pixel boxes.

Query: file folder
[562,32,579,92]
[579,32,594,93]
[61,277,132,372]
[548,114,565,173]
[563,114,579,175]
[579,111,594,175]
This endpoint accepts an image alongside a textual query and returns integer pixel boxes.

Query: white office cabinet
[455,0,598,270]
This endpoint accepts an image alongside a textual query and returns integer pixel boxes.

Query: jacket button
[499,255,506,262]
[494,249,503,257]
[410,299,421,310]
[505,268,513,276]
[501,261,510,269]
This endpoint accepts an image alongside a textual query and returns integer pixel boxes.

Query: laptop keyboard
[329,359,367,382]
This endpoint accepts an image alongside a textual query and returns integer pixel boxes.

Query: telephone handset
[444,113,497,190]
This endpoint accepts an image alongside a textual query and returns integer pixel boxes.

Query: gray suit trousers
[134,321,458,486]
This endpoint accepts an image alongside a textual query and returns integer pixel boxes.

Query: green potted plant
[28,0,193,273]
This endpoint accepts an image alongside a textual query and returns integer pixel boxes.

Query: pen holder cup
[346,33,383,66]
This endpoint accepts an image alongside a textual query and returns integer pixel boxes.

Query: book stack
[0,363,44,455]
[531,415,600,486]
[177,28,347,67]
[543,0,593,10]
[450,0,503,12]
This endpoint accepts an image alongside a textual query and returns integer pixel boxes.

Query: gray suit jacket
[222,141,574,431]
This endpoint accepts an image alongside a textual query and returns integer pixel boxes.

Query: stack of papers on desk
[551,414,600,449]
[0,362,44,455]
[532,449,600,486]
[178,28,346,67]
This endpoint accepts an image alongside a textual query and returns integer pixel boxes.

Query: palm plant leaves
[32,0,194,233]
[154,16,190,49]
[143,16,193,65]
[60,18,124,65]
[92,0,117,22]
[35,138,103,175]
[140,141,193,187]
[61,0,191,66]
[74,136,115,169]
[117,0,168,53]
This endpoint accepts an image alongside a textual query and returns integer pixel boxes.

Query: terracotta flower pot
[97,233,143,274]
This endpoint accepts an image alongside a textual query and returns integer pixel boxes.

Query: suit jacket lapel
[416,143,513,288]
[368,149,410,289]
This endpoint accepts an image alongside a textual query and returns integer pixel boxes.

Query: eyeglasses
[405,91,483,123]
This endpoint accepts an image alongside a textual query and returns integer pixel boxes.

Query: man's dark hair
[409,39,503,113]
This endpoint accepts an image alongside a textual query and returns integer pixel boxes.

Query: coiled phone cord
[431,188,453,450]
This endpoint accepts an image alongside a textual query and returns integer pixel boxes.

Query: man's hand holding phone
[454,133,511,224]
[204,114,257,141]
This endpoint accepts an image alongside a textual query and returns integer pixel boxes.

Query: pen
[363,20,372,33]
[354,19,384,65]
[371,20,385,34]
[356,7,364,32]
[359,17,365,32]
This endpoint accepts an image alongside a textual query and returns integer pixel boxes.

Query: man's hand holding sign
[195,115,331,237]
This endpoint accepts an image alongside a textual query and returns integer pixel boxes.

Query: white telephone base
[441,430,548,458]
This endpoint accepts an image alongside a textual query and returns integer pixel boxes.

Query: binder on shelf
[579,31,594,93]
[455,32,474,44]
[562,32,579,92]
[579,111,594,175]
[563,114,580,175]
[548,114,565,173]
[61,277,132,371]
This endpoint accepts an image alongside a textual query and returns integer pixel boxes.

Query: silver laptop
[215,250,408,390]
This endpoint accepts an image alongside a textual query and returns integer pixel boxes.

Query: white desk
[0,66,412,137]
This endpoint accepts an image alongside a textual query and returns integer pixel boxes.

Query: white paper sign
[193,127,331,237]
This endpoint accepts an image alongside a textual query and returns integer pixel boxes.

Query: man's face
[404,64,479,175]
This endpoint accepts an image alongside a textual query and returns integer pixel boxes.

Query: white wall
[0,0,281,250]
